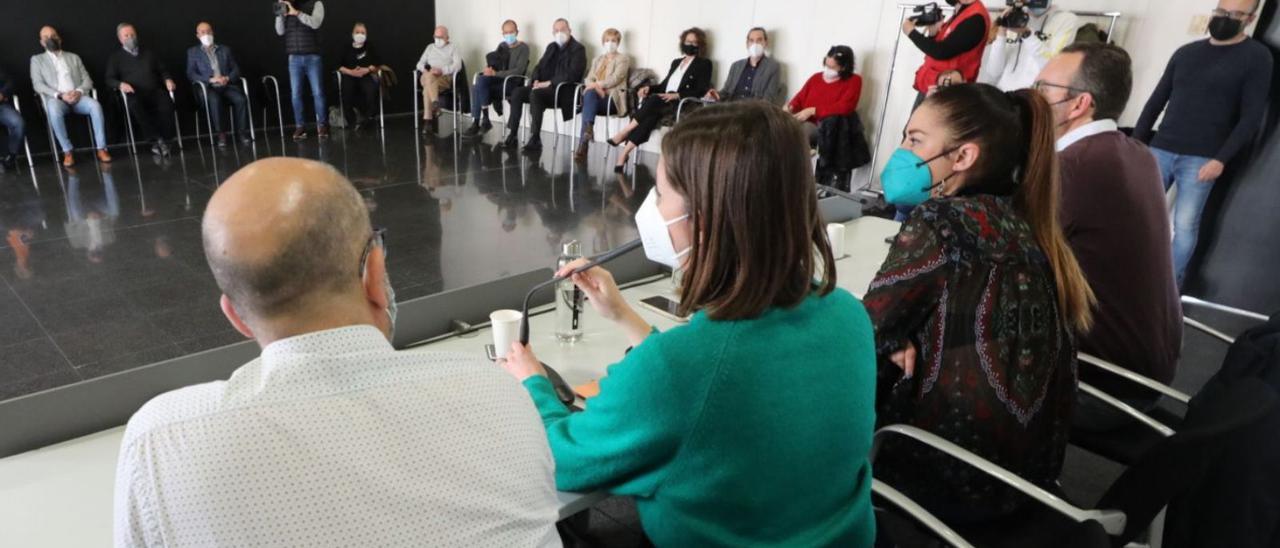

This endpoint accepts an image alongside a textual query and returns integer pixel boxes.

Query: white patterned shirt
[113,325,561,547]
[46,51,76,94]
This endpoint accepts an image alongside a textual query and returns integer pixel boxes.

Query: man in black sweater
[0,67,26,170]
[1134,0,1273,287]
[105,23,178,156]
[503,18,586,153]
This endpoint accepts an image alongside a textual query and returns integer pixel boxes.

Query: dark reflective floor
[0,117,655,400]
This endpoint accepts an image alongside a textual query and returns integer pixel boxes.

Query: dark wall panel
[1,0,435,154]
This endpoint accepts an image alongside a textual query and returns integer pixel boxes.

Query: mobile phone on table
[639,295,690,323]
[485,344,498,361]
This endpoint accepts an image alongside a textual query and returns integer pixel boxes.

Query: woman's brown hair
[660,101,836,321]
[679,27,708,57]
[926,84,1096,332]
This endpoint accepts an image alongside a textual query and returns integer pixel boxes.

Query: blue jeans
[1152,147,1214,286]
[288,54,327,126]
[470,75,502,122]
[44,96,107,153]
[0,103,25,155]
[579,90,612,138]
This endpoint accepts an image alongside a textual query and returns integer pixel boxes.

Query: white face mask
[434,38,446,48]
[823,68,840,80]
[747,43,765,59]
[554,32,570,46]
[352,33,367,45]
[199,34,215,47]
[604,41,619,53]
[634,189,690,269]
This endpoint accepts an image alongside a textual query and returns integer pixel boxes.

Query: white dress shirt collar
[1056,118,1119,152]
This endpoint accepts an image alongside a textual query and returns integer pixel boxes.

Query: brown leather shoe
[317,124,330,139]
[292,128,308,141]
[62,152,75,167]
[96,149,112,163]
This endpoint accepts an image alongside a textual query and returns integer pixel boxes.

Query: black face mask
[944,0,960,6]
[43,38,61,52]
[1208,15,1244,41]
[681,43,699,56]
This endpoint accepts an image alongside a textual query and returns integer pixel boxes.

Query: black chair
[333,69,384,130]
[1069,296,1267,465]
[870,376,1278,547]
[115,89,185,155]
[193,78,256,147]
[414,62,469,132]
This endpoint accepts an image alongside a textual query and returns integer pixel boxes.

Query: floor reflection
[0,118,654,399]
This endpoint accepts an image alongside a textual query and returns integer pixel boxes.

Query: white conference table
[0,216,900,547]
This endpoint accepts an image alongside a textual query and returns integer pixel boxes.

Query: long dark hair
[925,84,1096,332]
[661,101,836,320]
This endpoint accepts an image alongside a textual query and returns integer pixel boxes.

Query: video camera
[995,0,1049,29]
[272,0,294,16]
[910,3,945,27]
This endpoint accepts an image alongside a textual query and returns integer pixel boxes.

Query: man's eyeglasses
[1032,81,1087,96]
[1212,8,1252,20]
[359,227,388,277]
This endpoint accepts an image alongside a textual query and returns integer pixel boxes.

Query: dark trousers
[626,95,676,146]
[470,76,505,122]
[124,88,175,142]
[507,85,575,141]
[0,103,25,156]
[340,74,379,124]
[195,85,248,135]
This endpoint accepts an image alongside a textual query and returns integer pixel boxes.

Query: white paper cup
[490,309,523,358]
[827,223,847,258]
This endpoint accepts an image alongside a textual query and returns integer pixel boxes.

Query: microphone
[514,238,643,406]
[519,238,642,345]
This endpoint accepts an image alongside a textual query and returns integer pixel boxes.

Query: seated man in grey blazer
[705,27,784,105]
[30,25,111,167]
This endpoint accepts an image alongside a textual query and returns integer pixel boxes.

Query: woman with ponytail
[864,83,1094,521]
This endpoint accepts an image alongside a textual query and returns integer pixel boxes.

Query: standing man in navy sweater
[1134,0,1273,287]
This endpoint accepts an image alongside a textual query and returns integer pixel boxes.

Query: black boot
[502,131,519,149]
[522,137,543,154]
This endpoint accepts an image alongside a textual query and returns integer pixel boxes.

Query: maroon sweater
[1059,130,1182,397]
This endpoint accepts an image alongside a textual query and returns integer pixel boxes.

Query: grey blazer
[31,51,94,100]
[719,56,783,105]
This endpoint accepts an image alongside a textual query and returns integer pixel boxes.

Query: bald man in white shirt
[113,158,561,547]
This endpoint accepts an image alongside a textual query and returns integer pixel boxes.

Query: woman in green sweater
[500,102,878,546]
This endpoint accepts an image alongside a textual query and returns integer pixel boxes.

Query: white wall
[436,0,1265,187]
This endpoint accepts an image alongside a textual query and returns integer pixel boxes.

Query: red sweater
[789,73,862,122]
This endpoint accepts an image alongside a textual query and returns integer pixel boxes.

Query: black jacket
[1166,312,1280,548]
[816,111,872,175]
[648,57,712,99]
[532,38,586,86]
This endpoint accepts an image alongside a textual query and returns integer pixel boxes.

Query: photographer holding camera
[274,0,329,140]
[903,0,991,107]
[978,0,1084,91]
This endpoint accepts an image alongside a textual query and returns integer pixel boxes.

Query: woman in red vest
[904,0,992,107]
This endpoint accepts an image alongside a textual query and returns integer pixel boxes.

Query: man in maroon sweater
[1036,43,1183,430]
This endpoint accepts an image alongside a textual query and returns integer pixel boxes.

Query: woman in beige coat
[576,28,632,161]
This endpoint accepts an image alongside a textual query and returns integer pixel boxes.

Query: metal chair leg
[119,90,139,156]
[168,90,184,150]
[242,78,256,142]
[262,76,285,139]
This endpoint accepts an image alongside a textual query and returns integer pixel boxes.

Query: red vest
[913,2,991,93]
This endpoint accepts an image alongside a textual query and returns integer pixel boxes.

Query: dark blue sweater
[1134,38,1273,163]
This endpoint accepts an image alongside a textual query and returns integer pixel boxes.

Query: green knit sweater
[523,288,878,547]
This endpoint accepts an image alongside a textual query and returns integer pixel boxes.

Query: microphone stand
[516,238,644,406]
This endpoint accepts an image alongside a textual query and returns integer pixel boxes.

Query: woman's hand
[889,342,918,379]
[793,107,816,122]
[499,342,547,382]
[660,93,679,102]
[637,87,650,99]
[557,259,628,321]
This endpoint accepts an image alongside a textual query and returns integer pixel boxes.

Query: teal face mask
[880,148,955,207]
